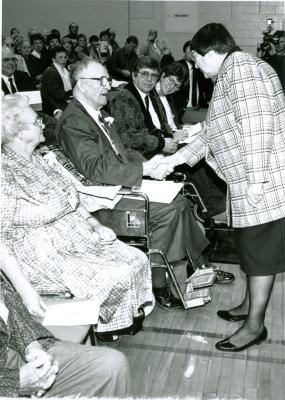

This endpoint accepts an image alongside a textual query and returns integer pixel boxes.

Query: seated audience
[2,46,35,94]
[98,30,113,64]
[1,94,153,340]
[106,35,139,81]
[106,27,120,51]
[109,56,178,158]
[29,33,51,83]
[18,39,34,76]
[88,34,100,61]
[55,59,234,310]
[61,36,79,67]
[139,29,170,64]
[172,40,214,124]
[2,36,29,74]
[66,22,79,41]
[0,274,131,398]
[74,33,89,59]
[41,46,73,116]
[46,32,61,63]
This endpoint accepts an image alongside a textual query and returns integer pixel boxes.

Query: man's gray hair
[70,58,101,85]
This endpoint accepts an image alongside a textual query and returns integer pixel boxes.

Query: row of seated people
[1,59,235,335]
[2,34,224,215]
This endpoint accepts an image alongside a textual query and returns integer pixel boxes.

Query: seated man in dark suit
[41,46,73,116]
[172,40,214,124]
[55,58,215,311]
[109,56,179,159]
[0,275,131,398]
[1,46,36,95]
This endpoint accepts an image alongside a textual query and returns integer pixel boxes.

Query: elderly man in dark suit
[1,46,35,95]
[55,58,212,311]
[0,277,131,398]
[40,46,73,116]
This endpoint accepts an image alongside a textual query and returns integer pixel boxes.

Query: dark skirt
[234,217,285,276]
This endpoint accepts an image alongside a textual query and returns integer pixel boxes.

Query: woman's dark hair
[50,46,66,59]
[183,40,191,53]
[99,30,109,40]
[46,33,60,45]
[30,33,45,45]
[162,61,188,85]
[190,23,236,55]
[89,35,99,44]
[132,56,160,74]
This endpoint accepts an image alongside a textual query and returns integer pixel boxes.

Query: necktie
[98,114,123,162]
[8,77,17,94]
[145,95,149,111]
[191,71,197,108]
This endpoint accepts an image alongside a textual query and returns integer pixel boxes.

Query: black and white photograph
[1,1,285,399]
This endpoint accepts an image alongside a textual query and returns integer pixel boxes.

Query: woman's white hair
[1,94,30,145]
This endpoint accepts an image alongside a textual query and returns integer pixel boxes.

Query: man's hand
[162,138,178,154]
[173,129,188,143]
[21,288,47,319]
[152,154,181,170]
[93,225,117,244]
[246,183,264,207]
[143,154,174,180]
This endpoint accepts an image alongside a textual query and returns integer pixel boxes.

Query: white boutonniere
[104,117,114,126]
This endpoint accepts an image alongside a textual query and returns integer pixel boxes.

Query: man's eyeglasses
[22,118,44,128]
[137,71,159,81]
[80,76,112,87]
[167,76,181,90]
[2,57,17,63]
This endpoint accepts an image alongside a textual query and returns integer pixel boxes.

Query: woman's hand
[21,289,47,319]
[93,225,117,245]
[246,183,264,208]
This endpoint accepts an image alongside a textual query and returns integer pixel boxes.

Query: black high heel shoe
[217,309,247,322]
[215,327,268,352]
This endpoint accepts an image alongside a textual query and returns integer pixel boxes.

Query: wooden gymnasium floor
[99,261,285,399]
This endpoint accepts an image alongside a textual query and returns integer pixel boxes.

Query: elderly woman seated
[1,94,153,342]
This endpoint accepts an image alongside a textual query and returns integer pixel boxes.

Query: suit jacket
[55,98,143,187]
[0,281,55,397]
[179,51,285,227]
[1,70,35,95]
[109,82,165,157]
[40,64,72,116]
[171,59,213,123]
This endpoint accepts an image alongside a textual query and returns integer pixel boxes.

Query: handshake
[142,154,179,180]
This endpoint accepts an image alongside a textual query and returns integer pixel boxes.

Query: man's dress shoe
[217,310,247,322]
[215,327,268,352]
[153,287,184,311]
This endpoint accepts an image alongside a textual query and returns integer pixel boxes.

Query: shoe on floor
[217,309,247,322]
[153,287,184,311]
[215,327,267,352]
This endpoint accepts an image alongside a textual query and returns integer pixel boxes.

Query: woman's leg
[225,274,275,346]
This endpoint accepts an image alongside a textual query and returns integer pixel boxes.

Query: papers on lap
[42,298,100,326]
[127,180,184,204]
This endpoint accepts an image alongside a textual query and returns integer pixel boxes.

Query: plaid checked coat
[0,281,55,397]
[180,50,285,227]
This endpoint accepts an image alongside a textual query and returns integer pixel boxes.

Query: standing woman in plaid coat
[160,23,285,352]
